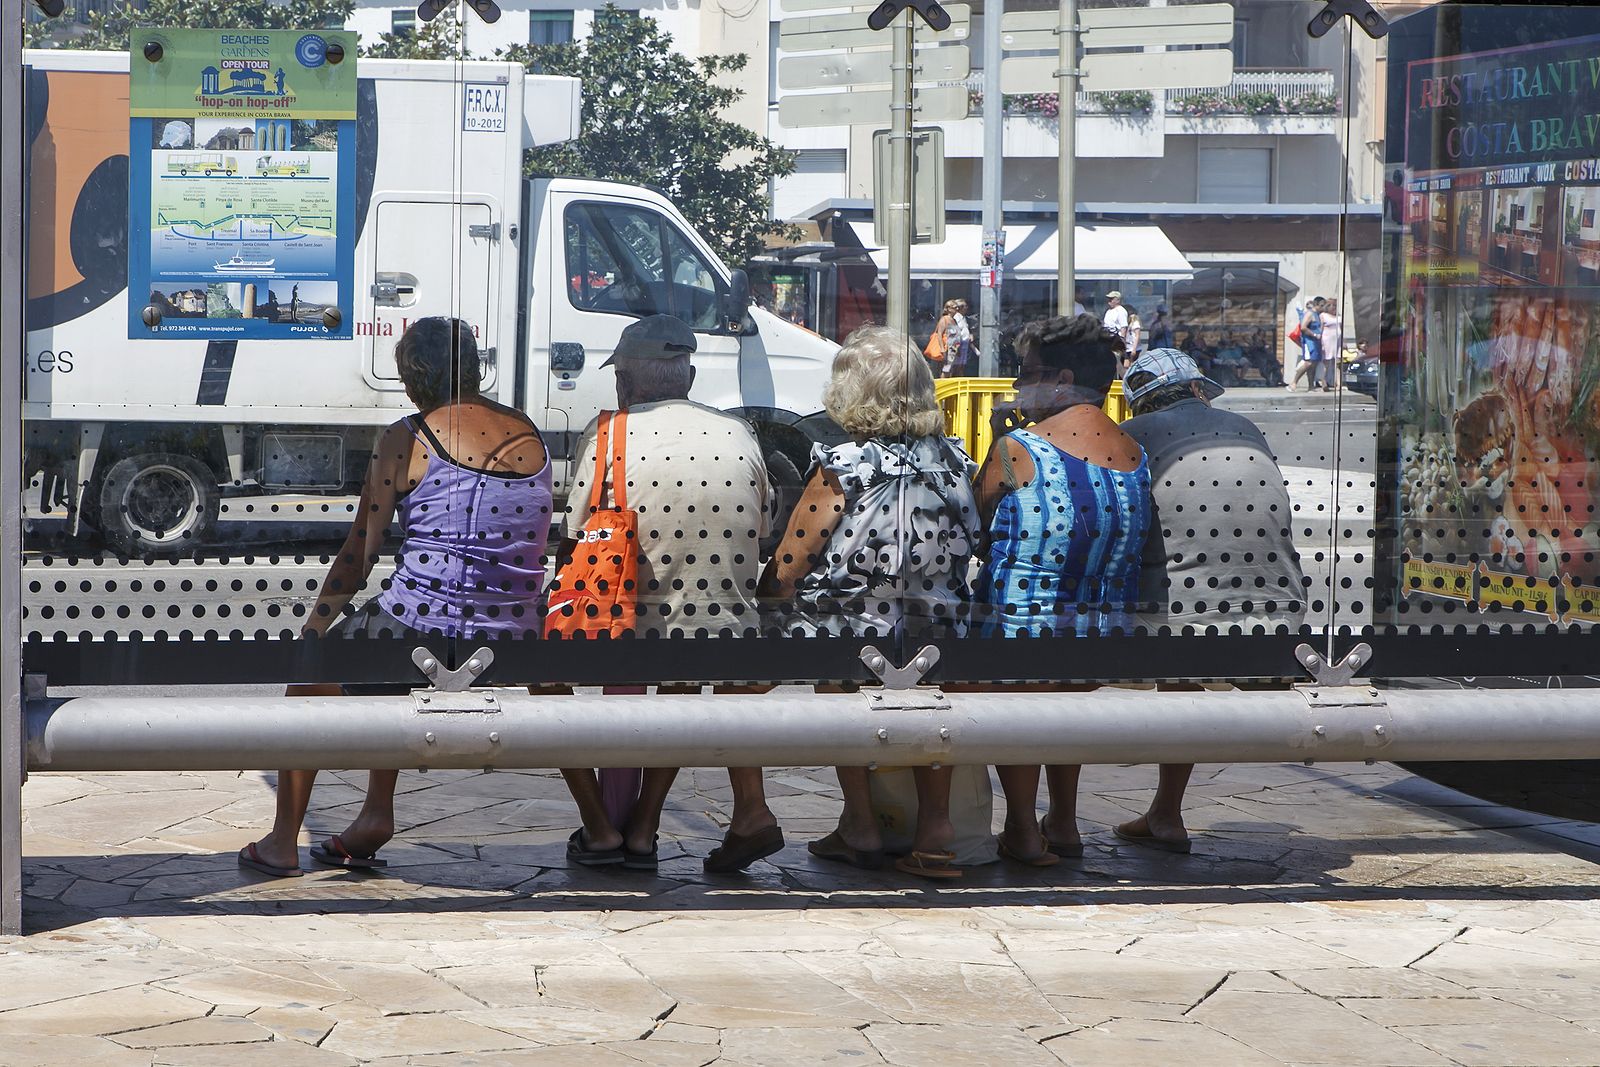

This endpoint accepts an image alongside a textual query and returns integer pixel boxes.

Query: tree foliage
[362,6,463,61]
[26,0,354,50]
[505,7,795,264]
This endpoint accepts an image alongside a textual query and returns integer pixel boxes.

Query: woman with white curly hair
[760,325,980,880]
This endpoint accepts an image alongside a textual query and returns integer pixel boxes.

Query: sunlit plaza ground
[7,757,1600,1066]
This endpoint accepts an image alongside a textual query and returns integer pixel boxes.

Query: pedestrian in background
[1145,304,1174,351]
[974,314,1151,865]
[926,299,960,377]
[1320,297,1345,391]
[1288,297,1325,391]
[1102,290,1129,349]
[1124,309,1142,373]
[553,315,783,874]
[763,326,981,880]
[949,299,975,377]
[241,318,553,878]
[1117,349,1306,853]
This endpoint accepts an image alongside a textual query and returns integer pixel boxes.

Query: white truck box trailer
[22,50,837,553]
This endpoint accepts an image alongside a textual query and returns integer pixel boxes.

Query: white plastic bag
[868,764,998,866]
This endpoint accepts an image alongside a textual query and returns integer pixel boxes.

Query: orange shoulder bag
[545,410,639,638]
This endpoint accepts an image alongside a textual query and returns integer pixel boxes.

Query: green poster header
[130,29,357,120]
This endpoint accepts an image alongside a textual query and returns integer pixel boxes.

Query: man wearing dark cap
[558,315,785,873]
[1115,349,1306,854]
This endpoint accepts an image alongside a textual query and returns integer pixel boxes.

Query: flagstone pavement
[7,758,1600,1066]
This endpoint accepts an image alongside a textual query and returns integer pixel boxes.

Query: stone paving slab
[5,760,1600,1066]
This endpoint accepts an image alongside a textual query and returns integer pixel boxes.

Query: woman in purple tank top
[241,318,553,878]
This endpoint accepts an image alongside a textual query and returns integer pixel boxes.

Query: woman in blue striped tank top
[974,314,1152,866]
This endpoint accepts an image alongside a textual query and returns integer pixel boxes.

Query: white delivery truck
[22,51,838,553]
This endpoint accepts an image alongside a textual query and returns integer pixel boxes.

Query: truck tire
[97,453,219,556]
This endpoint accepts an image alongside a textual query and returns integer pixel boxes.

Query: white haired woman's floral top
[779,435,980,639]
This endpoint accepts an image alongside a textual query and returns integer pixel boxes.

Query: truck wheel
[761,449,803,557]
[97,453,219,555]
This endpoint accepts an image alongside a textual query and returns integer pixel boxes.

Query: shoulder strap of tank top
[409,414,453,464]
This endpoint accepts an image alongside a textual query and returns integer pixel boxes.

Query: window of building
[769,22,781,105]
[1198,147,1272,204]
[773,149,848,220]
[529,10,575,46]
[391,7,416,37]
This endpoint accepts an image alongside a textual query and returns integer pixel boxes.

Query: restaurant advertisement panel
[1388,12,1600,624]
[127,29,357,340]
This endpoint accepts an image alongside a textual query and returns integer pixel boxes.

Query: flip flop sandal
[703,824,785,874]
[894,850,962,881]
[567,828,626,867]
[309,834,389,869]
[807,830,885,871]
[998,833,1060,868]
[237,842,302,879]
[1113,825,1193,854]
[622,835,659,872]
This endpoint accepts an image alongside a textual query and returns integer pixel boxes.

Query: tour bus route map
[128,28,355,340]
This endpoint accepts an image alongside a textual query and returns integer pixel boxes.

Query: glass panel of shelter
[1366,1,1600,673]
[8,0,1444,691]
[17,2,483,693]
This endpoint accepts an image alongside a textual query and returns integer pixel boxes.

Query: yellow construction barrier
[935,378,1128,464]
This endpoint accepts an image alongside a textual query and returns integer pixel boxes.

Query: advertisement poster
[127,29,356,339]
[1387,17,1600,623]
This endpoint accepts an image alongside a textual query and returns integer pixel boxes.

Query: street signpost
[1001,49,1234,94]
[999,1,1235,312]
[874,128,946,244]
[778,46,970,91]
[778,84,967,128]
[777,1,968,338]
[779,6,968,51]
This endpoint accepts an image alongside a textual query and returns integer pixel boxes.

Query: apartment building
[318,0,1384,365]
[765,0,1387,369]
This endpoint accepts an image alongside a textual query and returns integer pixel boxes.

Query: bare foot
[1115,813,1189,847]
[1000,816,1051,862]
[835,815,883,855]
[247,830,299,871]
[333,814,396,858]
[1040,815,1081,852]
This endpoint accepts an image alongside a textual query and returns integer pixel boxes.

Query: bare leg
[1290,358,1316,389]
[910,766,955,855]
[624,768,680,854]
[333,769,399,856]
[727,767,778,837]
[995,764,1048,860]
[833,767,882,852]
[561,768,623,851]
[1040,764,1082,852]
[249,682,339,869]
[1116,763,1194,846]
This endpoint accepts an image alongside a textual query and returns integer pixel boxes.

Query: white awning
[866,223,1193,280]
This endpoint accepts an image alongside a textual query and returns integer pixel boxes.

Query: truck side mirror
[723,269,751,332]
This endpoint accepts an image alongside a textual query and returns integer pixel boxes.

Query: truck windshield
[564,201,725,330]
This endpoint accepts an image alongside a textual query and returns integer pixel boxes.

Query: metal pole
[27,689,1600,770]
[978,0,1004,374]
[1,0,27,936]
[886,7,913,339]
[1055,0,1078,315]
